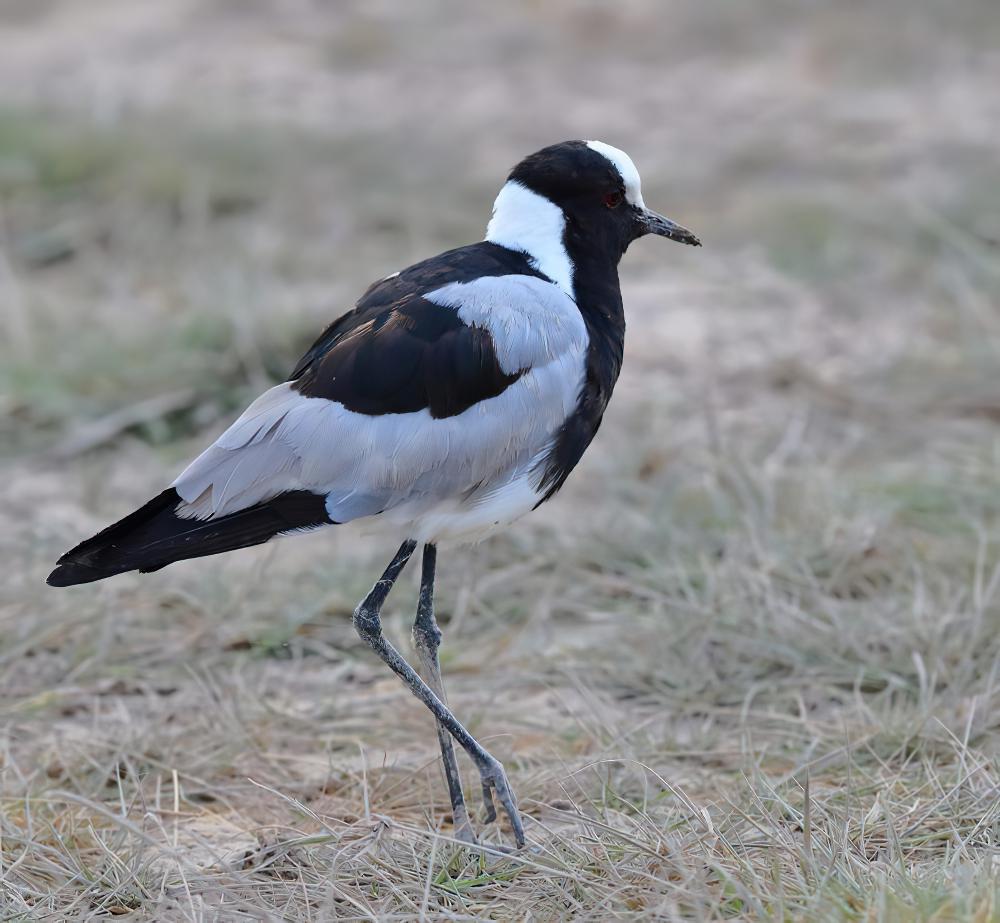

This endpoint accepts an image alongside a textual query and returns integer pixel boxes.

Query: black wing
[47,488,331,586]
[289,242,545,419]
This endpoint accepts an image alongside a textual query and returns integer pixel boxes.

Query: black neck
[564,230,627,402]
[535,232,626,504]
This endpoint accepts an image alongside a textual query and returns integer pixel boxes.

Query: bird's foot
[452,811,478,846]
[477,756,524,848]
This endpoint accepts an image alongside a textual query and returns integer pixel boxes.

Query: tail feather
[47,488,331,587]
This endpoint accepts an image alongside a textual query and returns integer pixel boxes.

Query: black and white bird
[47,140,699,847]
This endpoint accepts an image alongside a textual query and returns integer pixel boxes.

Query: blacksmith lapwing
[47,140,700,847]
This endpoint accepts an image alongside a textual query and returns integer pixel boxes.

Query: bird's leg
[353,540,524,848]
[410,544,476,843]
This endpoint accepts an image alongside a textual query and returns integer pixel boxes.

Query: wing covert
[290,297,522,419]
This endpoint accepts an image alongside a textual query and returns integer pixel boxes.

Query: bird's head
[486,140,699,293]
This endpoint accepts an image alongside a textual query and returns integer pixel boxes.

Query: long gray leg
[411,544,475,843]
[353,540,524,847]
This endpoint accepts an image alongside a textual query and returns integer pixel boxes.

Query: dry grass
[2,0,1000,919]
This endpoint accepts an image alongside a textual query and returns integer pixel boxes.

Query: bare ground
[2,0,1000,919]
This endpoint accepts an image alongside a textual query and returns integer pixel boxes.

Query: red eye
[603,190,624,209]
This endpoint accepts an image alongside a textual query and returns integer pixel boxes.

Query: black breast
[535,258,626,503]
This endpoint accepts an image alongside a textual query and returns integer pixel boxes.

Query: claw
[477,757,525,848]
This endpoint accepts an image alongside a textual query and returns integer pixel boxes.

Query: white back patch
[585,140,645,208]
[424,274,588,375]
[484,181,574,299]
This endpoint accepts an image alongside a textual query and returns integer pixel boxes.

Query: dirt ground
[2,0,1000,919]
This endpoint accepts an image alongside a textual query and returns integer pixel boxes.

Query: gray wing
[172,275,588,524]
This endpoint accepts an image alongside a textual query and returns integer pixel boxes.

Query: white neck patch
[585,140,645,208]
[484,180,574,298]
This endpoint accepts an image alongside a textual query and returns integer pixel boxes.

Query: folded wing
[49,243,589,585]
[174,245,588,530]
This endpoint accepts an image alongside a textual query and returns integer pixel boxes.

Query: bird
[47,140,700,848]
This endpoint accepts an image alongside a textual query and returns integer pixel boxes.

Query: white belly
[370,453,548,544]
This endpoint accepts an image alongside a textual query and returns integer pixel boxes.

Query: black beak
[638,208,701,246]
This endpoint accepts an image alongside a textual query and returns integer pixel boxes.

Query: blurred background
[2,1,999,918]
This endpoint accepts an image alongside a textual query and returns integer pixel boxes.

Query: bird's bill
[639,208,701,246]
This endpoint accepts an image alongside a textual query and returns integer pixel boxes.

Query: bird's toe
[477,757,525,848]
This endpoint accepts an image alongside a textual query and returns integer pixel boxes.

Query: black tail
[47,488,331,587]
